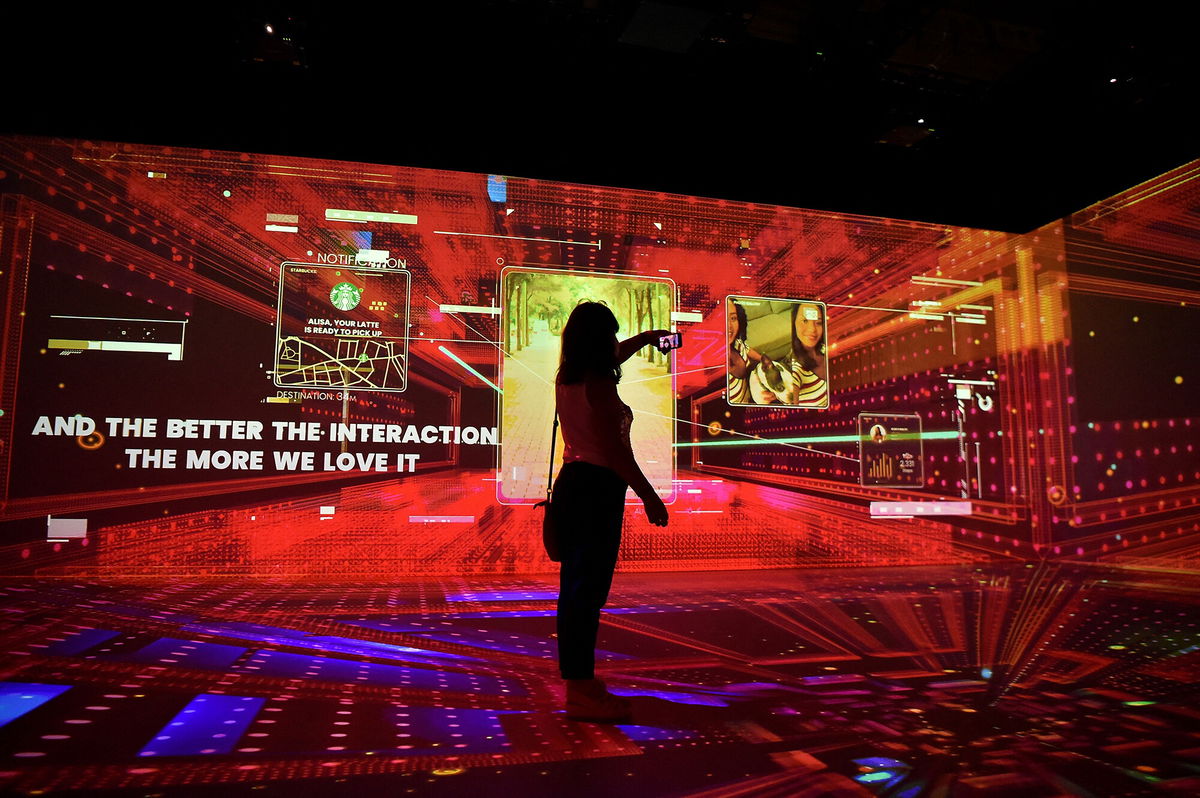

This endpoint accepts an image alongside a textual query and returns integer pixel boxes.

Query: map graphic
[274,262,410,392]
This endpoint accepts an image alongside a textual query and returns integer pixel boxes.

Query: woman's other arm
[584,379,669,526]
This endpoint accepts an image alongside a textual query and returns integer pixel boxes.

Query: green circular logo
[329,282,362,311]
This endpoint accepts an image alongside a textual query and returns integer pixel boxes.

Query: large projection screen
[0,136,1086,577]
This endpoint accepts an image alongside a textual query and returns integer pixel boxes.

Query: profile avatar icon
[869,423,888,443]
[329,282,363,312]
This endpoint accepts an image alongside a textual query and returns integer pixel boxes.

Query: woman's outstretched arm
[617,329,671,364]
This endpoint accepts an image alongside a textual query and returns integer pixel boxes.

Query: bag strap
[545,411,559,501]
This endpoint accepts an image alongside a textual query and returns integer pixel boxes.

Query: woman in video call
[753,301,828,406]
[552,301,670,722]
[726,298,769,403]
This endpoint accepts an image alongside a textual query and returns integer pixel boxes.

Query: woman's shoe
[565,678,632,722]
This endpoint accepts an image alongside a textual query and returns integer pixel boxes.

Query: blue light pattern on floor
[0,682,72,728]
[616,724,699,741]
[445,590,559,602]
[182,621,483,665]
[235,650,525,695]
[140,694,266,756]
[607,687,730,707]
[119,637,247,669]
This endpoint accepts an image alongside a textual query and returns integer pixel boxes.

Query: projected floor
[2,564,1197,796]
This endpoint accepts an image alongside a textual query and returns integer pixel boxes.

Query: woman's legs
[552,462,626,680]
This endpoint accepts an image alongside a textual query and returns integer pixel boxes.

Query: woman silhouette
[551,301,669,722]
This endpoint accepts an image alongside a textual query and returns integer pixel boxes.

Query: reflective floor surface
[1,561,1198,796]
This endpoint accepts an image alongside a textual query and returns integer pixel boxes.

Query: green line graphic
[439,346,502,394]
[674,430,960,448]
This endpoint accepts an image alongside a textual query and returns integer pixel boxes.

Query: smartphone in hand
[656,332,683,353]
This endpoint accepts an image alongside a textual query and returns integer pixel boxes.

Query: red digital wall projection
[2,139,1200,798]
[0,138,1197,578]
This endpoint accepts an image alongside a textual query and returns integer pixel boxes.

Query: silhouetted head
[558,301,621,384]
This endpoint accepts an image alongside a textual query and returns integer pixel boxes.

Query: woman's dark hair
[790,302,825,371]
[732,300,748,343]
[557,301,621,384]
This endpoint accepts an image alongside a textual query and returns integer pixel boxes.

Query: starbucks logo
[329,282,362,311]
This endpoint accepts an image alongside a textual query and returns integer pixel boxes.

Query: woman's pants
[551,461,627,680]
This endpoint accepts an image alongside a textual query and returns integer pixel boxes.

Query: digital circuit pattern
[21,469,973,579]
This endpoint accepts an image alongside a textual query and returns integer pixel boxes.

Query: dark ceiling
[5,1,1196,232]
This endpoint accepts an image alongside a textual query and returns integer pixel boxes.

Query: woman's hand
[619,330,673,363]
[641,492,669,526]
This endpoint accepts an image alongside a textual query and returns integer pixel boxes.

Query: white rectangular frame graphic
[496,265,677,505]
[273,261,411,393]
[857,412,925,488]
[724,294,830,409]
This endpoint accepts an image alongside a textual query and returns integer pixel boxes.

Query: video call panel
[726,296,829,408]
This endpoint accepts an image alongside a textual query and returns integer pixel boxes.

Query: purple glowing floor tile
[118,637,247,669]
[386,706,513,754]
[616,724,699,741]
[801,673,865,685]
[236,650,526,696]
[303,635,485,663]
[183,621,484,665]
[343,610,558,627]
[140,694,266,756]
[339,619,559,658]
[606,687,729,707]
[0,682,72,727]
[445,590,559,602]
